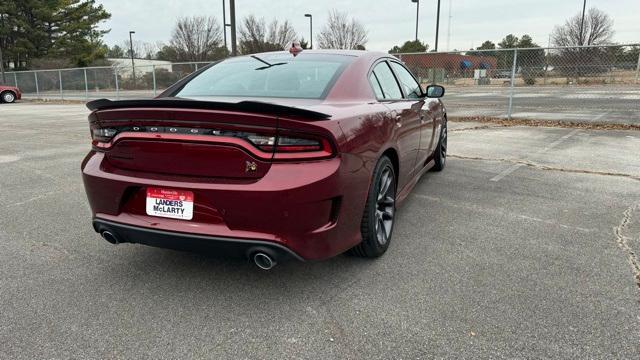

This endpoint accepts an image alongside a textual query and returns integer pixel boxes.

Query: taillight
[276,136,323,152]
[90,126,335,160]
[273,135,334,160]
[92,128,118,142]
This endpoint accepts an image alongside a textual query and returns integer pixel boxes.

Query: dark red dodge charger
[82,50,447,269]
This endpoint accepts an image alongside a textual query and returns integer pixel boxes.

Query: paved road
[1,104,639,358]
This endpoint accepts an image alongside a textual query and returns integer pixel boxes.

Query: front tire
[431,118,447,171]
[1,91,16,104]
[349,156,396,258]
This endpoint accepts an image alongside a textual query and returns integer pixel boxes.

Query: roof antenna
[289,41,303,57]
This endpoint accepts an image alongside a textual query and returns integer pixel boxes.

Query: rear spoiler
[86,98,331,120]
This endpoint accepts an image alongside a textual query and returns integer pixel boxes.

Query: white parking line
[490,129,581,182]
[490,163,525,182]
[592,111,610,122]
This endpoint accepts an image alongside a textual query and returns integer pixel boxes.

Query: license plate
[146,187,194,220]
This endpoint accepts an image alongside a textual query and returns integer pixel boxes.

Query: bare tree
[170,16,224,61]
[120,40,160,59]
[551,8,615,77]
[552,8,614,47]
[317,10,368,50]
[239,15,297,54]
[267,20,297,49]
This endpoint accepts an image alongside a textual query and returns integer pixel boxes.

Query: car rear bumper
[93,219,305,261]
[82,151,370,260]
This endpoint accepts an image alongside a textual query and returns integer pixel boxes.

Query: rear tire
[1,91,16,104]
[349,156,396,258]
[431,118,447,172]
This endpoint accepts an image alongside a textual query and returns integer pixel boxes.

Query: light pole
[434,0,441,52]
[579,0,587,45]
[129,31,136,86]
[411,0,419,42]
[304,14,313,49]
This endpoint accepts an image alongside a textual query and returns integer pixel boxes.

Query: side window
[390,62,422,99]
[368,72,384,99]
[371,62,402,99]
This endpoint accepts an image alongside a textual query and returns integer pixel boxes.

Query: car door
[369,60,422,189]
[388,61,436,168]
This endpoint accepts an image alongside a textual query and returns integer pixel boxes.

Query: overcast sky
[98,0,639,51]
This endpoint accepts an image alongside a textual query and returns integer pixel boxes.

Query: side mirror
[425,85,445,98]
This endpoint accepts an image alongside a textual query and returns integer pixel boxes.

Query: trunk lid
[93,106,281,180]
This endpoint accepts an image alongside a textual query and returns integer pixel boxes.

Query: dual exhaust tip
[101,230,278,270]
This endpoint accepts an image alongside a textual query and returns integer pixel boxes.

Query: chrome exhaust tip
[253,252,276,270]
[101,231,119,244]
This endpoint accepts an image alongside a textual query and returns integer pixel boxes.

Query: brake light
[90,126,335,160]
[273,135,334,160]
[92,128,117,142]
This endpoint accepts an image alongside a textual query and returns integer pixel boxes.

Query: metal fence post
[507,48,518,120]
[543,48,548,85]
[14,72,18,88]
[152,65,157,96]
[635,51,640,84]
[114,68,120,100]
[84,68,89,101]
[58,70,63,100]
[195,63,199,71]
[34,72,39,97]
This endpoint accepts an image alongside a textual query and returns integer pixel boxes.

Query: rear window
[175,53,354,99]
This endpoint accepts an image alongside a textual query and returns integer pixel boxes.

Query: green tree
[516,35,545,85]
[107,44,125,58]
[467,40,496,57]
[388,39,428,54]
[156,45,179,62]
[0,0,110,69]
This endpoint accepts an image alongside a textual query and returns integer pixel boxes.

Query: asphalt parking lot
[1,103,639,358]
[445,86,640,125]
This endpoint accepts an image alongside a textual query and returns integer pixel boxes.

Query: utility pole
[304,14,313,49]
[434,0,441,52]
[0,45,5,84]
[414,0,420,42]
[446,0,452,51]
[229,0,237,56]
[0,13,4,84]
[129,31,136,86]
[222,0,227,51]
[579,0,587,45]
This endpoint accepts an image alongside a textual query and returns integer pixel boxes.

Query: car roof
[243,49,390,60]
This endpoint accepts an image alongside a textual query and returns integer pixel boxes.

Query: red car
[0,85,21,103]
[82,50,447,269]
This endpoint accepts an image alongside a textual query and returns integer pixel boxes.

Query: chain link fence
[396,44,640,124]
[3,61,213,101]
[3,45,640,123]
